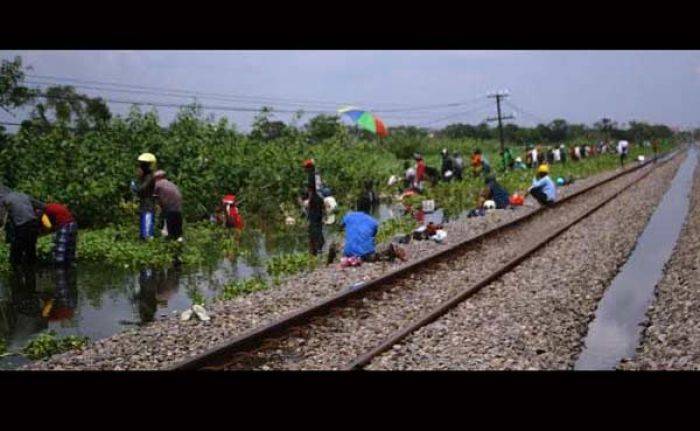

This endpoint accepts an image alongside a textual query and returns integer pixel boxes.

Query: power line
[26,74,487,114]
[28,89,332,115]
[418,101,494,127]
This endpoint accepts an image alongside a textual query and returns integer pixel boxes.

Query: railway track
[170,151,679,371]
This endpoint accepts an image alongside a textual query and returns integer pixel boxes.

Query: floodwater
[574,146,698,370]
[0,202,410,369]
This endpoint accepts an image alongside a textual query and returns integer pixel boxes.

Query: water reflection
[134,267,181,324]
[0,201,408,368]
[0,266,78,358]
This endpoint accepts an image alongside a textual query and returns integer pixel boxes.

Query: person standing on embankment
[617,140,629,167]
[303,159,325,255]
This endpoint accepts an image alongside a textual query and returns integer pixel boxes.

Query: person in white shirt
[617,140,629,167]
[553,147,561,163]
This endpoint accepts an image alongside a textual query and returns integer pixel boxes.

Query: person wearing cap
[306,181,325,256]
[513,157,527,170]
[40,202,78,265]
[478,175,511,210]
[0,186,44,267]
[135,153,157,240]
[526,164,557,207]
[216,194,244,229]
[153,170,183,240]
[341,197,406,263]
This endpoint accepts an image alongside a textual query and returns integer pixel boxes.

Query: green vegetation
[266,252,319,279]
[0,55,683,283]
[218,277,268,301]
[22,331,89,360]
[376,216,419,244]
[0,338,6,356]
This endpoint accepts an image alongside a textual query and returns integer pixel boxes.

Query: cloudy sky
[1,50,699,131]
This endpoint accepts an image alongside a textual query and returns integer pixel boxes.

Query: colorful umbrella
[338,107,388,138]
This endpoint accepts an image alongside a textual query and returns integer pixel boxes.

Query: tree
[305,114,342,143]
[29,85,111,132]
[547,119,569,142]
[0,56,37,114]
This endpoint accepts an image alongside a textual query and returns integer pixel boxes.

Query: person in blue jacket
[526,164,557,207]
[341,196,406,262]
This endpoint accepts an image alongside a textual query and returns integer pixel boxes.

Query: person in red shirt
[215,194,244,229]
[413,153,426,192]
[40,202,78,265]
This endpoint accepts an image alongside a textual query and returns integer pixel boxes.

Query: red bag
[509,194,524,206]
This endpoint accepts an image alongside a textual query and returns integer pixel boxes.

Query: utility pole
[487,91,514,169]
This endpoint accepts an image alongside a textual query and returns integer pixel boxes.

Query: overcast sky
[1,50,699,132]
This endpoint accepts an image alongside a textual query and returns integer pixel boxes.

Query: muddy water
[574,146,698,370]
[0,202,414,369]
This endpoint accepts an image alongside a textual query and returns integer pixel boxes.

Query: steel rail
[170,151,674,370]
[345,151,679,370]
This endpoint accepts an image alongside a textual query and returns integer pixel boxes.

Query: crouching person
[526,164,557,207]
[40,202,78,266]
[153,170,183,240]
[478,175,510,209]
[341,197,406,264]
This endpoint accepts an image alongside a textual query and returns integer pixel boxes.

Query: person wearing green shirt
[500,147,514,171]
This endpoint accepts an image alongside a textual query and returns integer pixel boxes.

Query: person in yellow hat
[136,153,157,239]
[526,163,556,207]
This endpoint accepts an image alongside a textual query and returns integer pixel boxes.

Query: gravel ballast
[620,151,700,370]
[218,159,678,370]
[24,160,670,370]
[367,155,682,370]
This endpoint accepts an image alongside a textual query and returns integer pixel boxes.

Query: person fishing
[471,148,483,178]
[39,202,78,265]
[403,160,416,192]
[440,148,454,182]
[526,164,557,207]
[153,170,183,240]
[215,194,244,229]
[413,153,426,192]
[133,153,157,240]
[500,147,514,171]
[301,159,325,255]
[0,186,43,268]
[478,175,511,210]
[340,196,406,264]
[452,151,464,180]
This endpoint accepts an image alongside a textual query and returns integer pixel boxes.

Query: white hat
[483,200,496,210]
